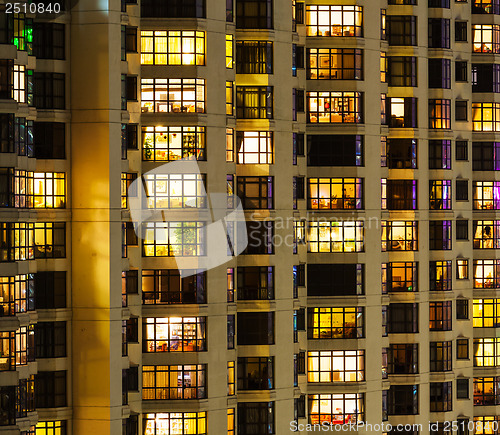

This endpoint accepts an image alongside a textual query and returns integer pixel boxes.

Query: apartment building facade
[0,0,496,434]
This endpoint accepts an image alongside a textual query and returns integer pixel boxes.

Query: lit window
[307,351,364,383]
[307,91,363,123]
[307,307,364,339]
[121,172,137,209]
[474,181,500,210]
[31,172,65,208]
[474,259,500,288]
[308,178,363,210]
[381,179,417,210]
[474,416,500,435]
[13,64,25,103]
[140,30,205,65]
[305,5,363,37]
[141,78,205,113]
[143,173,206,209]
[228,361,235,395]
[226,35,233,68]
[429,301,452,331]
[380,52,387,82]
[236,131,273,164]
[33,222,65,258]
[307,48,363,80]
[474,338,500,367]
[429,99,451,129]
[474,377,500,405]
[473,0,500,13]
[308,393,364,425]
[143,413,207,435]
[429,180,451,210]
[430,260,452,291]
[224,81,234,116]
[35,420,67,435]
[473,24,500,53]
[308,221,364,253]
[382,262,418,293]
[473,299,500,327]
[381,221,418,251]
[142,365,206,399]
[142,126,206,161]
[472,102,500,131]
[142,222,205,257]
[143,317,206,352]
[0,330,14,370]
[457,259,469,280]
[226,128,234,162]
[228,409,235,435]
[474,220,500,249]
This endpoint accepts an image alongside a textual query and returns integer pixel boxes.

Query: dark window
[34,122,65,159]
[142,270,206,305]
[430,301,452,330]
[386,139,417,169]
[456,100,468,121]
[388,385,418,415]
[457,378,469,399]
[455,21,468,41]
[473,142,500,170]
[243,220,274,255]
[428,58,451,88]
[457,220,469,240]
[227,0,234,21]
[472,64,500,92]
[430,260,452,291]
[0,114,14,154]
[387,303,418,333]
[33,23,64,59]
[140,0,205,17]
[456,140,468,160]
[456,179,469,200]
[236,0,273,29]
[125,76,137,101]
[456,61,468,82]
[387,344,418,374]
[236,86,273,119]
[383,180,417,210]
[307,135,363,166]
[388,57,417,87]
[387,97,418,128]
[429,0,450,6]
[236,41,273,74]
[237,176,273,209]
[0,60,12,100]
[35,322,66,358]
[238,402,274,435]
[429,18,450,48]
[430,382,452,411]
[237,266,274,300]
[429,220,452,250]
[429,140,451,169]
[227,315,235,349]
[292,44,304,76]
[430,341,452,371]
[34,271,66,308]
[0,386,15,426]
[123,415,138,435]
[237,312,274,345]
[307,264,364,296]
[457,299,469,319]
[457,339,469,359]
[33,73,65,109]
[35,371,66,408]
[387,16,417,46]
[238,357,274,390]
[126,27,137,53]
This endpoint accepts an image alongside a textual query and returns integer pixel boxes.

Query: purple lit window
[430,180,452,210]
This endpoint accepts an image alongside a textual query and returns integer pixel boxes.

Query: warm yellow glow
[237,131,273,164]
[473,299,500,327]
[13,65,25,103]
[472,102,500,132]
[307,351,364,382]
[144,413,206,435]
[308,221,364,252]
[141,30,205,65]
[226,35,233,68]
[306,5,363,37]
[35,421,65,435]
